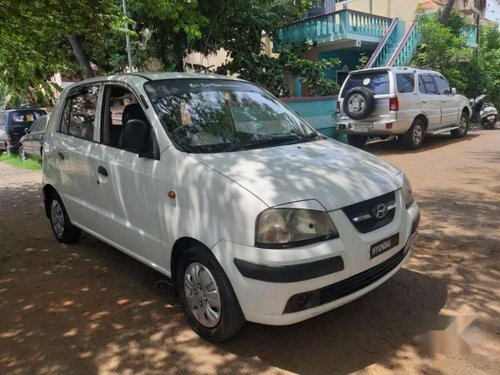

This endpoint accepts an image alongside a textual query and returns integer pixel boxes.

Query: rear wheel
[401,118,425,149]
[451,112,469,138]
[177,246,245,342]
[347,135,368,148]
[48,193,81,243]
[18,146,28,162]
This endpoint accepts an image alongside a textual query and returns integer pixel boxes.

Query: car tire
[176,246,245,342]
[48,193,81,244]
[451,112,469,138]
[347,135,368,148]
[18,146,28,162]
[343,87,376,120]
[401,118,425,149]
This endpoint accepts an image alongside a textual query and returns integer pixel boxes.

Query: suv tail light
[389,97,399,112]
[336,100,341,113]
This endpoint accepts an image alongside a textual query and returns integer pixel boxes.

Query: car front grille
[283,246,407,314]
[342,191,397,233]
[318,247,406,306]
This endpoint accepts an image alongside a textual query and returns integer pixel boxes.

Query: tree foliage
[412,10,500,109]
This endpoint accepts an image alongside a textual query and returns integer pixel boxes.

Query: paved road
[0,128,499,374]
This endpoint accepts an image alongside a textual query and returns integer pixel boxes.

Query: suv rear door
[340,70,392,121]
[417,74,442,128]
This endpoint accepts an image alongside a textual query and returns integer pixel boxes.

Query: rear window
[341,72,390,97]
[396,73,415,93]
[9,110,46,126]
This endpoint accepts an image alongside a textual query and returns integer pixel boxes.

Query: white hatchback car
[42,73,420,341]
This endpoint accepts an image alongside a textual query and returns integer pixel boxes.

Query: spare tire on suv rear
[343,87,376,120]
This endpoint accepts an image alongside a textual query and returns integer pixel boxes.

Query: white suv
[42,73,420,341]
[337,67,472,149]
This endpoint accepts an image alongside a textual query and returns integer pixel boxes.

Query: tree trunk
[439,0,456,24]
[67,34,95,79]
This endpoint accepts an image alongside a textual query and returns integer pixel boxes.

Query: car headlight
[401,174,414,208]
[256,208,339,248]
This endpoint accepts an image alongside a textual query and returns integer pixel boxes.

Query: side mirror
[451,88,457,95]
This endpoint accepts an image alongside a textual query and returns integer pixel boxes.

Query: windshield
[144,79,319,153]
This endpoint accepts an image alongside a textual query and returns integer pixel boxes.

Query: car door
[24,119,39,155]
[89,83,164,267]
[32,116,48,158]
[434,74,460,125]
[49,84,101,232]
[418,74,442,129]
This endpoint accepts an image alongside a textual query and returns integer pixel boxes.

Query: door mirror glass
[451,87,457,95]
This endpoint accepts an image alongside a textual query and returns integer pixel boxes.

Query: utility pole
[369,0,373,14]
[122,0,133,72]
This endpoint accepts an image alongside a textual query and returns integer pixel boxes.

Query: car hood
[192,139,402,211]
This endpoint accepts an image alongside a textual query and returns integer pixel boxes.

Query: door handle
[57,151,65,160]
[97,166,108,177]
[422,100,427,103]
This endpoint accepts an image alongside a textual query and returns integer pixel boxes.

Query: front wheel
[401,118,425,149]
[347,135,368,148]
[177,246,245,342]
[451,112,469,138]
[48,193,81,243]
[18,146,28,162]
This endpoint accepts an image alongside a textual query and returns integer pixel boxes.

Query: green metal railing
[388,19,421,67]
[276,10,392,48]
[365,18,405,68]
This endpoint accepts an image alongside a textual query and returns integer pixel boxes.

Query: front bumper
[210,194,420,325]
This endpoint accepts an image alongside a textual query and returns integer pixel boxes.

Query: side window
[30,118,41,132]
[102,85,152,153]
[60,85,100,141]
[434,75,451,95]
[396,73,415,93]
[419,75,438,95]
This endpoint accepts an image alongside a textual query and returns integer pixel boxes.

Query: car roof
[66,72,246,87]
[348,67,439,75]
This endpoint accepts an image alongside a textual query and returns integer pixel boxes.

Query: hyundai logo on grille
[372,203,388,219]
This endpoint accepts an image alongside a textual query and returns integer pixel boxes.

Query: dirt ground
[0,128,499,375]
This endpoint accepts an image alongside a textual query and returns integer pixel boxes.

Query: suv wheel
[401,118,425,149]
[177,246,245,342]
[451,112,469,138]
[18,146,28,162]
[48,193,81,243]
[347,135,368,148]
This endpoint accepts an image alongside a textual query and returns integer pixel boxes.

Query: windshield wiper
[224,133,322,152]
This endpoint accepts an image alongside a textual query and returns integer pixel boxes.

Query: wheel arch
[171,237,212,289]
[42,184,58,218]
[461,106,471,118]
[414,114,429,130]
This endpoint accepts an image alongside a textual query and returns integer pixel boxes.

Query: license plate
[354,122,372,128]
[370,233,399,259]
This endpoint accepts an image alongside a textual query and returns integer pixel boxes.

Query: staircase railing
[387,19,421,67]
[365,17,400,68]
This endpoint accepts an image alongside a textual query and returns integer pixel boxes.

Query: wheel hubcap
[50,200,65,238]
[348,94,366,114]
[20,148,27,161]
[184,262,221,328]
[413,125,423,144]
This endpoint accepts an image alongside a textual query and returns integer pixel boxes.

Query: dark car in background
[0,108,47,153]
[19,115,49,162]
